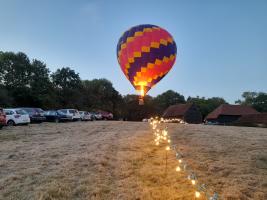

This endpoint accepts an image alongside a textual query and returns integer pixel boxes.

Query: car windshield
[57,110,65,115]
[79,111,83,114]
[16,109,27,115]
[36,108,44,113]
[46,111,56,115]
[4,110,13,115]
[59,109,67,114]
[22,108,34,113]
[69,110,75,114]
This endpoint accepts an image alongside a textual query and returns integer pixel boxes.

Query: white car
[79,111,92,121]
[58,109,81,121]
[4,108,30,126]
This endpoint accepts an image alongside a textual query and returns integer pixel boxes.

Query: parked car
[79,111,92,121]
[204,121,219,125]
[93,112,102,120]
[99,111,113,120]
[58,109,81,121]
[88,112,96,121]
[3,108,30,126]
[20,107,46,123]
[44,110,73,122]
[0,108,6,129]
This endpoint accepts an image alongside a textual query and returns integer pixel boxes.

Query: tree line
[0,51,266,120]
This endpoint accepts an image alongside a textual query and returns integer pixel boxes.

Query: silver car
[58,109,81,121]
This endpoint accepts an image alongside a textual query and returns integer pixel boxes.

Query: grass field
[0,121,266,200]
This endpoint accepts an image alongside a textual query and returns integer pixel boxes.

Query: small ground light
[167,139,171,143]
[195,191,200,198]
[178,159,182,163]
[166,146,170,151]
[191,180,196,185]
[156,142,159,145]
[163,130,167,136]
[176,166,181,172]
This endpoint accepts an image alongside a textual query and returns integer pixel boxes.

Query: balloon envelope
[117,24,177,96]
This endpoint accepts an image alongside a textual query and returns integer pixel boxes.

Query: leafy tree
[51,67,82,90]
[29,59,56,108]
[123,95,157,121]
[51,67,82,108]
[0,85,13,107]
[0,52,31,89]
[153,90,185,114]
[82,79,123,118]
[236,91,267,112]
[187,96,227,118]
[0,52,34,106]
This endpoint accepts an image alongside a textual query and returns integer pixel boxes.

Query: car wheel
[7,120,15,126]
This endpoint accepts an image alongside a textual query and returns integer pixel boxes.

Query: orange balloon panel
[117,24,177,95]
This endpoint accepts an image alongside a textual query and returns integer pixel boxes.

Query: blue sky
[0,0,266,103]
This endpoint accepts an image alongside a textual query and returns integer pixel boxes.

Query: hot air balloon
[117,24,177,105]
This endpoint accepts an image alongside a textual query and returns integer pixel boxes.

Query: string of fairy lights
[150,117,219,200]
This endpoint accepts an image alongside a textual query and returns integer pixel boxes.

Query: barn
[162,103,202,124]
[236,113,267,127]
[205,104,259,124]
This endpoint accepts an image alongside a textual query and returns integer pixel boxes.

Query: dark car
[0,108,6,129]
[44,110,72,122]
[20,108,46,123]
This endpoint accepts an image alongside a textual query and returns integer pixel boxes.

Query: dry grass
[0,122,266,200]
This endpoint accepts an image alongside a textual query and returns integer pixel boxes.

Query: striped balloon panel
[117,24,177,94]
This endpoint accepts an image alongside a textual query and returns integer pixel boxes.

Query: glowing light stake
[162,130,167,136]
[188,173,197,183]
[195,191,201,198]
[178,159,182,163]
[166,146,170,151]
[176,166,181,172]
